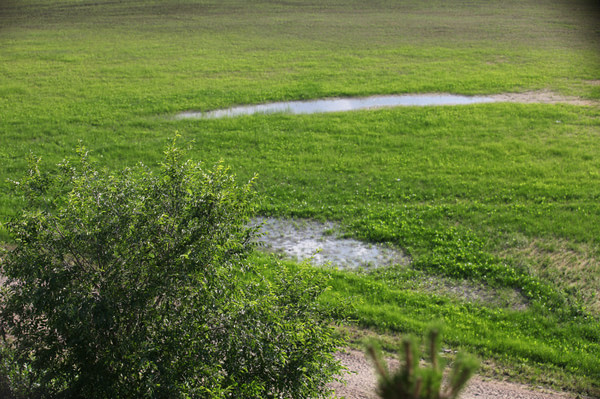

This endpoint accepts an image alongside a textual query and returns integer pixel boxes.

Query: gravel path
[330,349,576,399]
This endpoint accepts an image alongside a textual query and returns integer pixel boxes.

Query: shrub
[368,326,478,399]
[0,139,343,398]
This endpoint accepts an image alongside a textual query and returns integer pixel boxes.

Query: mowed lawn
[1,0,600,395]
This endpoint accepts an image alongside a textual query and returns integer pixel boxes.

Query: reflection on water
[176,94,496,119]
[252,217,409,269]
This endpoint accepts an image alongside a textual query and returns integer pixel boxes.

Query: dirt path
[330,349,576,399]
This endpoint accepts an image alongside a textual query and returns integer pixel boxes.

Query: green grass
[1,0,599,395]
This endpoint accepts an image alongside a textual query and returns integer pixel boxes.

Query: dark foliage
[0,139,343,398]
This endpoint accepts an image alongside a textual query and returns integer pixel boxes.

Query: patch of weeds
[364,265,528,310]
[322,227,337,236]
[347,209,584,320]
[501,237,600,315]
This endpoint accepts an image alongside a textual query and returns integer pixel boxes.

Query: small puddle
[176,94,495,119]
[252,217,409,269]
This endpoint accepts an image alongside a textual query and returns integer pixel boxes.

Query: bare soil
[488,91,598,106]
[330,349,577,399]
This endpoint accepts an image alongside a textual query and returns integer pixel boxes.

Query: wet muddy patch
[252,217,409,269]
[488,90,597,106]
[413,274,529,310]
[252,218,528,308]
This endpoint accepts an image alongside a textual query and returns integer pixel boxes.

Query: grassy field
[1,0,600,395]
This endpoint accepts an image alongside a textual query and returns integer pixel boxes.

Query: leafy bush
[0,139,343,398]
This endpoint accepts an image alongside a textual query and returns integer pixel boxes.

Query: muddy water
[252,218,529,307]
[176,94,495,119]
[252,217,409,269]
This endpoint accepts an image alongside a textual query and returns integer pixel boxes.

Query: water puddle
[251,217,528,308]
[176,94,495,119]
[252,217,409,269]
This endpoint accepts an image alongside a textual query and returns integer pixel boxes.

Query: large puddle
[251,217,528,308]
[252,217,409,269]
[176,94,495,119]
[252,217,529,309]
